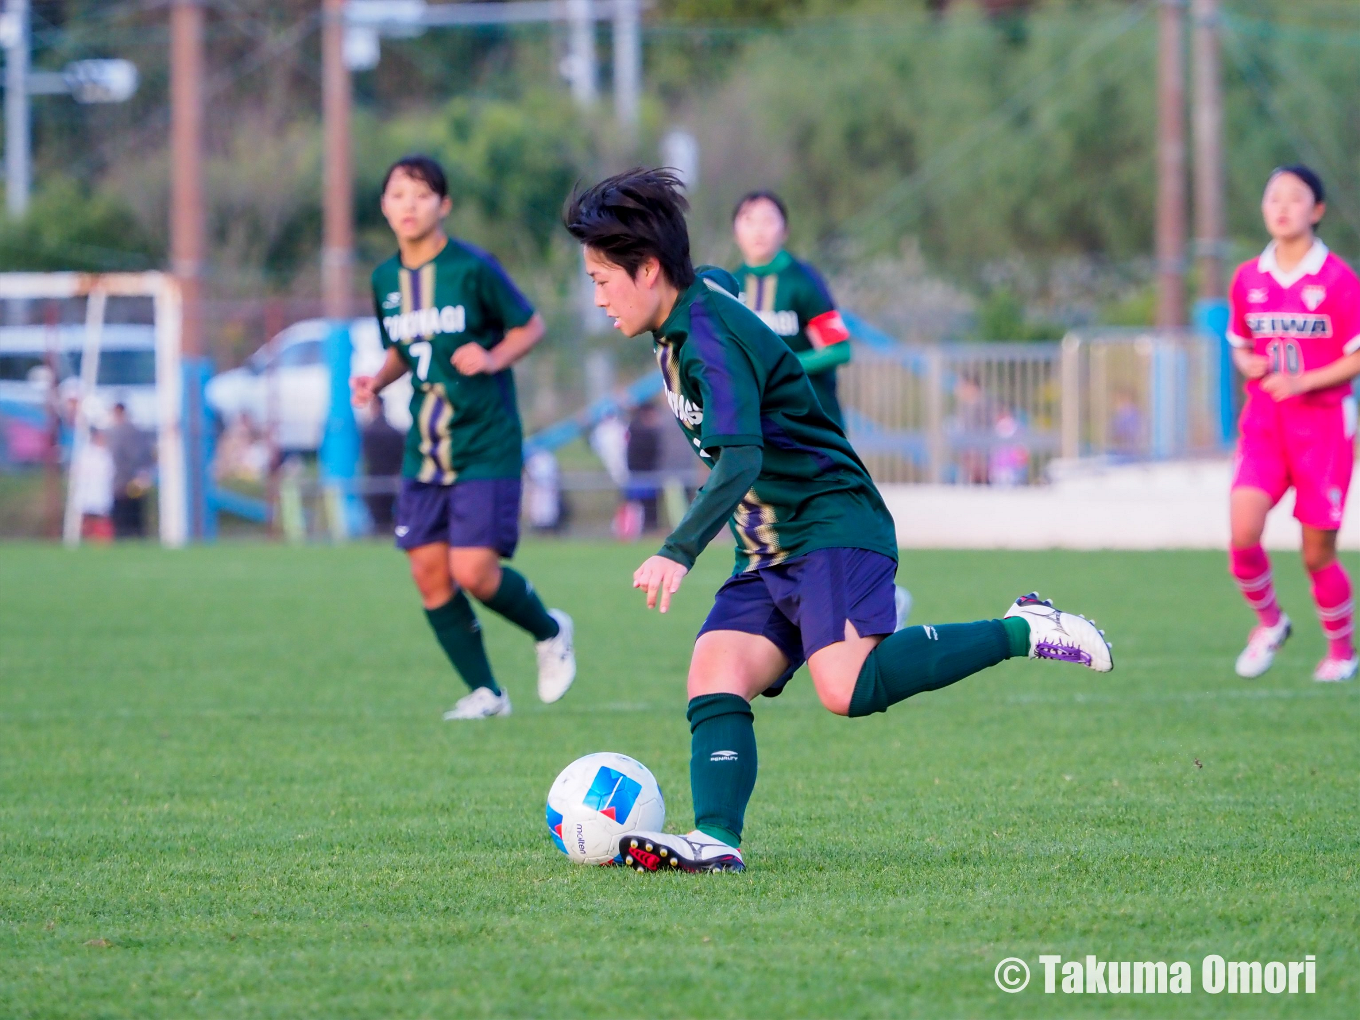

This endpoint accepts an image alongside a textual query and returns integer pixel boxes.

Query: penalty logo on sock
[582,766,641,823]
[710,750,739,762]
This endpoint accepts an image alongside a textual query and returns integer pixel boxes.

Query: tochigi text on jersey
[755,309,800,337]
[665,387,704,429]
[383,304,467,342]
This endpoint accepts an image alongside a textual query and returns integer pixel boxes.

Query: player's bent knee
[408,554,453,605]
[1303,548,1336,573]
[412,574,453,606]
[687,673,761,701]
[452,566,499,601]
[814,682,853,717]
[808,664,856,715]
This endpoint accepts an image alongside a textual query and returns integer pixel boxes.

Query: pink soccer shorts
[1233,395,1357,530]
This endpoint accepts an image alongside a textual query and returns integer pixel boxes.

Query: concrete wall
[880,459,1360,550]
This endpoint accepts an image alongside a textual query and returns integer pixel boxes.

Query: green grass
[1,541,1357,1018]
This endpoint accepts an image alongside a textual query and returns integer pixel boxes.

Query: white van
[0,323,158,430]
[205,318,412,452]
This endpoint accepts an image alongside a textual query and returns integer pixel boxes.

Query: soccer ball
[546,752,665,865]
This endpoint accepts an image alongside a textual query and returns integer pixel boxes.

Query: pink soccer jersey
[1228,240,1360,406]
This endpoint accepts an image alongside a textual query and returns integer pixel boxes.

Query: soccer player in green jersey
[564,168,1112,873]
[353,155,575,721]
[734,188,914,631]
[733,190,851,428]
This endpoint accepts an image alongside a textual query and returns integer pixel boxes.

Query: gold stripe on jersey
[415,384,456,484]
[434,393,455,481]
[734,487,784,571]
[742,273,779,315]
[397,264,440,335]
[405,262,457,482]
[654,340,682,394]
[419,264,437,333]
[399,267,414,318]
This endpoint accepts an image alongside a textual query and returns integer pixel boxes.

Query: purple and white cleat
[1004,592,1113,672]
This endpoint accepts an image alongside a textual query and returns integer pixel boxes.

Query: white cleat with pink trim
[1234,615,1292,679]
[1313,655,1357,683]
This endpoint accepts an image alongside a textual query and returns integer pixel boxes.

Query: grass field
[2,540,1358,1018]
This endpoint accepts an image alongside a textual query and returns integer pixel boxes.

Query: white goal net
[0,272,186,546]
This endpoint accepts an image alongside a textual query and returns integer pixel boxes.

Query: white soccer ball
[546,752,665,865]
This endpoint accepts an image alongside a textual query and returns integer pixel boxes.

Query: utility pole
[566,0,597,108]
[170,0,205,361]
[612,0,641,132]
[1191,0,1224,301]
[170,0,205,536]
[3,0,29,218]
[1155,0,1187,330]
[1190,0,1235,446]
[322,0,353,319]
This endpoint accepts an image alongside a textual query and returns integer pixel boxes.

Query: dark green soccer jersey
[653,272,897,575]
[735,249,846,425]
[372,239,534,482]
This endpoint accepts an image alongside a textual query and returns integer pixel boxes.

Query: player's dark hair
[562,167,696,289]
[1268,164,1326,206]
[381,154,448,198]
[732,189,788,225]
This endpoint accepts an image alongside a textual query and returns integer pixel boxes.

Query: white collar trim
[1258,239,1329,289]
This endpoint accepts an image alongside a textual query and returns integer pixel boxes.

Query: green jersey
[372,238,534,483]
[735,249,849,426]
[653,272,897,575]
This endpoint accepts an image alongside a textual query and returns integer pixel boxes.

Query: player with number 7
[352,154,576,721]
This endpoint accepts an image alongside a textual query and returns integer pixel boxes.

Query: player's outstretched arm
[634,445,763,613]
[800,307,852,375]
[352,346,408,408]
[1262,349,1360,400]
[1231,346,1269,380]
[452,313,546,375]
[797,342,851,375]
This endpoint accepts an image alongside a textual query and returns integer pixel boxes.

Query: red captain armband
[806,310,850,349]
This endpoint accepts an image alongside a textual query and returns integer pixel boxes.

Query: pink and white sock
[1230,545,1282,627]
[1309,560,1354,661]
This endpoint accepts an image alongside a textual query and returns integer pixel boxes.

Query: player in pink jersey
[1228,165,1360,683]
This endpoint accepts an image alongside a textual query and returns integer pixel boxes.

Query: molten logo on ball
[546,752,666,865]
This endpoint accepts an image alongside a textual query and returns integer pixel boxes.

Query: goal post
[0,272,187,547]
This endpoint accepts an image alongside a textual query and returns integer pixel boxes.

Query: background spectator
[74,429,115,543]
[625,401,663,531]
[108,402,155,538]
[524,449,563,532]
[212,413,269,486]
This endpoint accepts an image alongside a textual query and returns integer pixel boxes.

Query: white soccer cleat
[442,685,512,720]
[536,609,576,703]
[1004,592,1113,672]
[1313,655,1357,683]
[620,830,745,873]
[1234,615,1292,678]
[894,585,913,632]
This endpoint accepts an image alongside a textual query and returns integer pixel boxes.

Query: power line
[55,11,320,184]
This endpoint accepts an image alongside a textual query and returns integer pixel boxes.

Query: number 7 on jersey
[408,340,432,381]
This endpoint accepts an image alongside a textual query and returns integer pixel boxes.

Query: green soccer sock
[687,693,758,848]
[480,567,559,642]
[848,617,1030,718]
[425,593,500,694]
